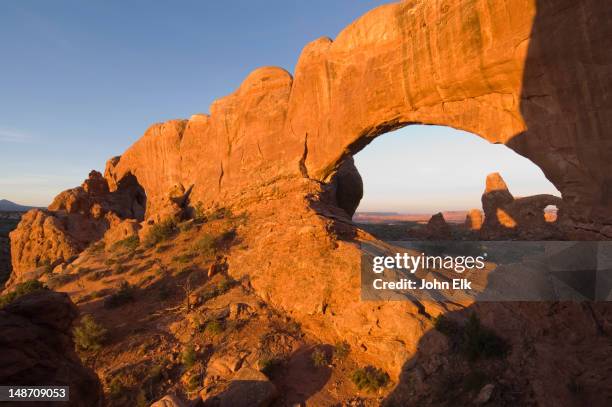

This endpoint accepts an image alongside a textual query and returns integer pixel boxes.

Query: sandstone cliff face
[7,0,612,385]
[0,290,103,406]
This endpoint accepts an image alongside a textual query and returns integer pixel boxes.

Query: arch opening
[339,125,563,240]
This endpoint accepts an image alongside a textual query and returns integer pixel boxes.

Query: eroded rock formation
[7,0,612,388]
[465,209,484,231]
[424,212,452,240]
[8,171,145,285]
[0,290,103,406]
[480,172,564,240]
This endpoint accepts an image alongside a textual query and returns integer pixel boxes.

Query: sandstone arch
[289,0,611,239]
[93,0,612,240]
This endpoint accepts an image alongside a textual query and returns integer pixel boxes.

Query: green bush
[258,358,282,378]
[73,315,108,351]
[111,235,140,253]
[47,273,76,289]
[104,281,136,309]
[433,314,460,337]
[199,277,236,302]
[193,202,207,223]
[192,233,217,257]
[185,372,200,392]
[0,280,46,308]
[334,340,351,359]
[172,253,193,264]
[209,206,233,220]
[86,269,110,281]
[462,313,509,361]
[351,366,390,392]
[181,344,197,368]
[311,348,329,368]
[205,320,224,335]
[143,219,177,247]
[108,376,124,399]
[434,313,509,361]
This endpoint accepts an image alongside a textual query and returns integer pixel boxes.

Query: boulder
[203,367,277,407]
[150,394,188,407]
[0,290,103,406]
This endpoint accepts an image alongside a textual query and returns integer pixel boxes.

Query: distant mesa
[0,199,35,212]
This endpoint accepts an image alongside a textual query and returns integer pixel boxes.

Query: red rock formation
[0,290,103,406]
[480,173,564,240]
[8,171,145,285]
[7,0,612,381]
[424,212,452,240]
[465,209,484,231]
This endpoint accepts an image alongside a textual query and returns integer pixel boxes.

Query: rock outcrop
[424,212,452,240]
[6,0,612,387]
[480,173,564,240]
[0,290,103,406]
[464,209,484,231]
[202,367,277,407]
[8,171,145,286]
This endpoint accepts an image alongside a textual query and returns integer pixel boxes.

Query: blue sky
[0,1,559,209]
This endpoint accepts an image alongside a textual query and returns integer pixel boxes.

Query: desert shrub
[107,376,125,399]
[435,313,509,361]
[86,269,110,281]
[88,241,105,254]
[135,390,148,407]
[334,340,350,359]
[181,344,197,368]
[311,348,329,368]
[155,244,171,253]
[433,314,460,337]
[104,258,117,266]
[0,280,46,308]
[76,266,92,275]
[47,273,76,288]
[73,315,108,351]
[205,320,224,335]
[217,277,234,292]
[143,219,177,247]
[172,253,193,264]
[185,372,200,392]
[192,233,217,257]
[111,235,140,253]
[104,281,136,309]
[179,221,194,232]
[462,370,488,393]
[258,357,282,378]
[193,202,207,222]
[351,366,390,392]
[112,263,129,274]
[209,206,233,220]
[462,313,509,361]
[199,277,236,302]
[38,259,53,274]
